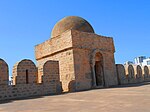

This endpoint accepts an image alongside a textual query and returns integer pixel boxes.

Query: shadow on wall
[0,59,62,101]
[68,80,76,92]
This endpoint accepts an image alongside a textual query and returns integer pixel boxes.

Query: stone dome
[51,16,94,38]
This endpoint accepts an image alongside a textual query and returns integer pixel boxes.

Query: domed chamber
[51,16,94,38]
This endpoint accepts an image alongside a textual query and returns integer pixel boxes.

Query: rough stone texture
[72,30,118,89]
[116,64,128,85]
[12,59,38,85]
[133,65,144,83]
[35,29,118,92]
[51,16,94,38]
[35,31,75,92]
[124,65,136,84]
[0,59,62,101]
[142,66,150,82]
[0,59,8,85]
[40,60,62,93]
[1,16,150,101]
[0,83,59,101]
[116,64,150,85]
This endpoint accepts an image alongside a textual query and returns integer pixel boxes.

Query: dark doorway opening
[94,61,104,86]
[94,52,104,87]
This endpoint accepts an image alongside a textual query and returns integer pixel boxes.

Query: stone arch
[0,58,9,85]
[143,66,150,82]
[91,49,105,87]
[116,64,128,85]
[125,65,135,84]
[12,59,38,85]
[134,65,143,83]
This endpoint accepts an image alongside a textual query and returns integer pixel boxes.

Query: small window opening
[26,70,29,84]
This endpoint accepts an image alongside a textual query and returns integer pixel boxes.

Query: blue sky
[0,0,150,76]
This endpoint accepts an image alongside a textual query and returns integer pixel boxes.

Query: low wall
[0,59,62,101]
[116,64,150,85]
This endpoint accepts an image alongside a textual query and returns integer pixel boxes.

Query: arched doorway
[93,52,104,87]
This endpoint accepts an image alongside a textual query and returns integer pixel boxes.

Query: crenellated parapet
[124,64,136,84]
[1,57,150,101]
[40,60,62,93]
[0,59,9,85]
[12,59,38,85]
[116,64,150,85]
[133,65,144,83]
[142,66,150,82]
[0,58,62,101]
[116,64,128,85]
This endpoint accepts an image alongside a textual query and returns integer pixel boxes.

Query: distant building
[9,76,13,85]
[124,61,133,65]
[142,57,150,66]
[134,56,146,66]
[125,56,150,66]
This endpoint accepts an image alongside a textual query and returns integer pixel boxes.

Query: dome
[51,16,94,38]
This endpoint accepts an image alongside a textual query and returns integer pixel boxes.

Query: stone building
[0,16,150,101]
[35,16,118,92]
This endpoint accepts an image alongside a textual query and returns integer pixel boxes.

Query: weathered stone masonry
[0,59,62,101]
[116,64,150,85]
[0,16,150,101]
[35,16,118,92]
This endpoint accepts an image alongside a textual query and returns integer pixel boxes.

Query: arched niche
[91,49,105,87]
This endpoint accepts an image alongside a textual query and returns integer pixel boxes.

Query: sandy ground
[0,83,150,112]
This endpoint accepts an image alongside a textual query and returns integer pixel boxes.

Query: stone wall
[116,64,150,85]
[73,48,92,91]
[116,64,128,85]
[0,59,62,101]
[0,59,8,85]
[36,49,75,92]
[12,59,38,85]
[35,30,75,92]
[72,30,118,90]
[35,30,118,92]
